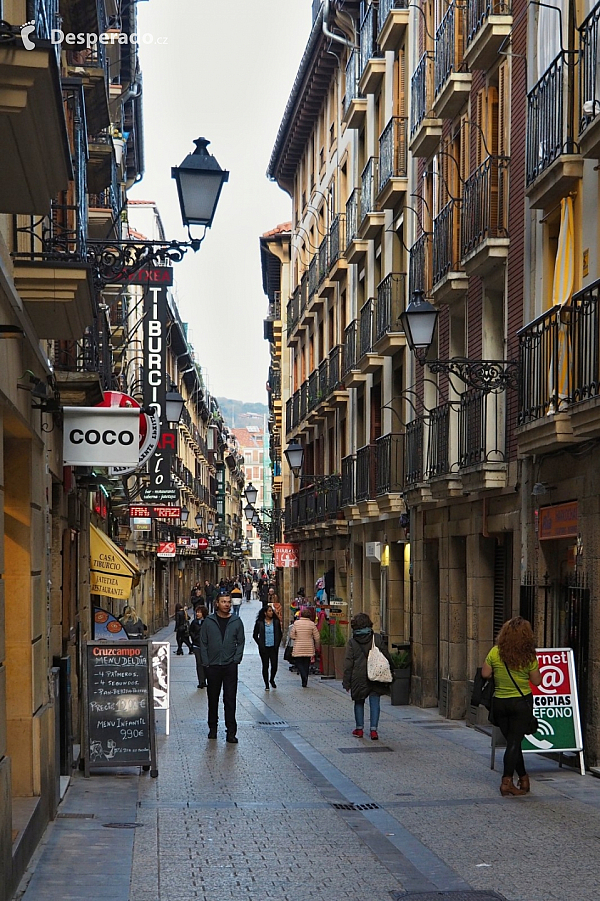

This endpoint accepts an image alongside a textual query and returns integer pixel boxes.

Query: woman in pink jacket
[290,608,321,687]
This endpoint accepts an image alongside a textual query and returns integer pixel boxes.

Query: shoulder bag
[504,661,540,735]
[471,667,494,710]
[367,636,393,683]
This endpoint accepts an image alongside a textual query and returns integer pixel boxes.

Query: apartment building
[269,0,600,763]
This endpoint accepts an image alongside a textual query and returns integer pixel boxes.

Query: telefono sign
[63,407,140,467]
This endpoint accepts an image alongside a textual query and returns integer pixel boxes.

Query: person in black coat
[342,612,392,741]
[174,603,193,655]
[252,604,282,690]
[189,605,209,688]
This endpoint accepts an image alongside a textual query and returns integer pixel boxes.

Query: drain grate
[338,746,394,753]
[257,720,288,728]
[390,892,508,901]
[102,822,142,829]
[57,813,95,819]
[332,801,380,811]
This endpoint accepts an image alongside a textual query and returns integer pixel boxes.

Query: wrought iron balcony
[410,53,431,136]
[356,444,377,502]
[378,0,410,51]
[300,380,309,421]
[292,389,300,429]
[375,273,406,343]
[308,369,319,412]
[308,254,318,300]
[268,367,281,401]
[53,312,113,395]
[432,200,462,287]
[359,3,382,80]
[434,2,471,118]
[461,155,509,275]
[341,454,355,506]
[346,188,361,248]
[526,51,581,207]
[378,117,408,194]
[376,433,404,494]
[425,403,451,478]
[459,388,507,468]
[318,234,329,285]
[286,398,293,435]
[343,319,358,376]
[465,0,512,71]
[409,232,432,299]
[359,298,375,359]
[405,419,424,486]
[329,214,345,268]
[344,51,367,127]
[579,2,600,156]
[328,344,344,394]
[517,305,573,424]
[300,271,309,316]
[359,157,381,232]
[287,287,300,332]
[318,358,329,403]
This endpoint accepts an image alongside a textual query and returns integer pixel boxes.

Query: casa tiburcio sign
[143,285,174,492]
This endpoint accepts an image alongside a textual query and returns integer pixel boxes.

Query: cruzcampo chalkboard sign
[84,641,158,777]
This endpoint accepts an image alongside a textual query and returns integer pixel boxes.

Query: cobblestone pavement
[15,600,600,901]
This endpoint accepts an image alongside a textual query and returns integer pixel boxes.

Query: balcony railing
[425,403,451,478]
[405,419,424,485]
[32,0,60,60]
[328,344,344,393]
[379,0,410,24]
[308,369,319,411]
[375,272,406,341]
[466,0,511,47]
[526,51,575,187]
[376,433,404,494]
[318,234,329,284]
[344,51,361,115]
[409,232,432,299]
[330,214,346,267]
[286,398,293,434]
[356,444,377,501]
[287,287,300,331]
[461,155,509,257]
[360,157,379,226]
[570,278,600,404]
[359,298,375,359]
[292,390,300,429]
[359,2,382,79]
[379,117,408,191]
[53,314,113,391]
[459,389,507,467]
[308,254,318,300]
[518,305,573,424]
[341,454,355,506]
[268,367,281,400]
[300,271,309,316]
[580,2,600,136]
[432,200,460,286]
[346,188,361,247]
[318,358,329,402]
[300,380,309,421]
[411,53,433,136]
[434,2,466,97]
[343,320,358,375]
[267,292,281,321]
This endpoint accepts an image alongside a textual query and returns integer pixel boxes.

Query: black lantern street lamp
[207,521,214,534]
[243,502,255,520]
[171,138,229,231]
[180,506,189,525]
[165,383,185,424]
[244,482,258,506]
[283,438,304,477]
[195,512,203,529]
[284,439,341,490]
[401,289,519,393]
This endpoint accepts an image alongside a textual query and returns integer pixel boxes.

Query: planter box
[391,669,410,705]
[333,646,346,680]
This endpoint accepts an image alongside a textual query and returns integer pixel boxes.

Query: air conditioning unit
[365,542,381,562]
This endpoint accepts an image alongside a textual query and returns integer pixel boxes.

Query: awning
[90,524,141,601]
[549,196,575,409]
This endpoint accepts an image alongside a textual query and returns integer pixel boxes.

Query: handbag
[471,668,494,710]
[283,643,293,663]
[504,662,540,735]
[367,637,393,683]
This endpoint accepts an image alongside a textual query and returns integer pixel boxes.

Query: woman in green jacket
[482,616,541,796]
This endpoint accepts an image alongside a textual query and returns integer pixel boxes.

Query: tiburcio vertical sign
[143,285,172,491]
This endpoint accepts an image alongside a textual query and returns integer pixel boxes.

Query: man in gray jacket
[199,594,245,742]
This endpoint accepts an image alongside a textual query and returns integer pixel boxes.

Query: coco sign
[63,407,140,467]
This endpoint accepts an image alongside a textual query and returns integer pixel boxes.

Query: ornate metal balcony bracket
[87,238,203,289]
[417,354,520,393]
[299,474,342,492]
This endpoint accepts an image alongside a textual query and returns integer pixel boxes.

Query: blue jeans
[354,693,380,730]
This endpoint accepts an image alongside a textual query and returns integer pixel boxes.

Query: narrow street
[13,600,600,901]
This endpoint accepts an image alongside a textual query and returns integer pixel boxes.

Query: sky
[128,0,311,404]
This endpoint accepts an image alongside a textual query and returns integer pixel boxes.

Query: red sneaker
[370,730,379,741]
[352,728,363,738]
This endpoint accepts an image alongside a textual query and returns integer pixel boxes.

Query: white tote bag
[367,637,393,683]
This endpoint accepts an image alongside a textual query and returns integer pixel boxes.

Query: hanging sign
[92,391,161,479]
[274,543,300,568]
[538,502,578,540]
[63,407,140,467]
[129,506,181,520]
[197,538,209,550]
[522,648,584,767]
[110,266,174,286]
[157,542,176,558]
[177,536,191,547]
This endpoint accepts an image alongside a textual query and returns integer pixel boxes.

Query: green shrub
[390,650,410,669]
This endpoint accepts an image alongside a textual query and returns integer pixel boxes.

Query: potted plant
[390,648,411,705]
[319,619,335,676]
[331,622,347,680]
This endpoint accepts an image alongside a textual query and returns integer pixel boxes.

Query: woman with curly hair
[481,617,541,796]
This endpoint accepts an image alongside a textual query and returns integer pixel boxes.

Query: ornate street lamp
[283,439,341,489]
[171,138,229,231]
[180,506,189,525]
[243,502,255,520]
[165,383,185,424]
[244,482,258,506]
[195,512,203,529]
[207,521,214,534]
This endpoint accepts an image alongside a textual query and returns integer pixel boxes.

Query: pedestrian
[258,578,269,608]
[271,595,283,628]
[481,616,541,796]
[189,605,209,688]
[244,576,252,602]
[289,608,321,688]
[230,582,243,617]
[253,604,282,690]
[342,613,393,741]
[199,595,245,743]
[119,605,147,639]
[190,584,203,616]
[174,603,193,655]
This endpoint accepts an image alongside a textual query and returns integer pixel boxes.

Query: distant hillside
[216,398,268,429]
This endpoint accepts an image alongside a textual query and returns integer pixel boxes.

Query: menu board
[84,641,157,777]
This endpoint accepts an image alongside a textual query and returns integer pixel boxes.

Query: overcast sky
[128,0,310,404]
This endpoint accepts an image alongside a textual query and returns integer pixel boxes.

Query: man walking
[199,594,245,743]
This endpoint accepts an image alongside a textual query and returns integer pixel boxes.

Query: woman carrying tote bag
[342,613,393,741]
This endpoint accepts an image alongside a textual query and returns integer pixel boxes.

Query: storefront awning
[90,524,141,601]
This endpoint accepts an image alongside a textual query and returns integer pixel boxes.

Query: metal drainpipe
[322,0,357,50]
